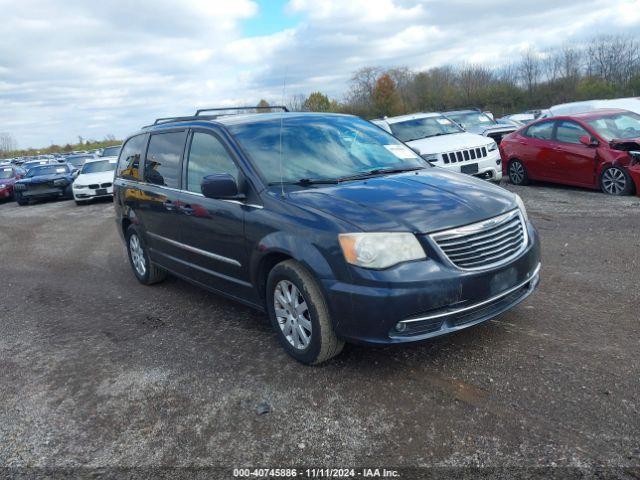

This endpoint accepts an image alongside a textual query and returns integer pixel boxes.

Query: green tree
[303,92,332,112]
[256,99,271,112]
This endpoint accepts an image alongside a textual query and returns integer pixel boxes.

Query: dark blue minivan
[114,108,541,364]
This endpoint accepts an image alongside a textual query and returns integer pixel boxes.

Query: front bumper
[324,222,540,345]
[439,149,503,181]
[628,164,640,197]
[73,185,114,200]
[0,186,12,198]
[19,186,70,199]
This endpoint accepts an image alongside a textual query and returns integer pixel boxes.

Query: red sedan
[0,165,24,200]
[500,109,640,196]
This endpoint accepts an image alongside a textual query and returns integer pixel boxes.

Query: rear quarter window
[524,121,554,140]
[116,134,147,180]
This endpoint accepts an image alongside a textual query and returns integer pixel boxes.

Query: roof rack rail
[195,106,289,115]
[143,106,290,128]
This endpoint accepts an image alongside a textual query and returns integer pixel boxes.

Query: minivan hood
[406,132,492,155]
[289,169,517,233]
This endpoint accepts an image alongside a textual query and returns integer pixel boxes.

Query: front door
[551,120,597,186]
[175,129,255,301]
[521,120,556,180]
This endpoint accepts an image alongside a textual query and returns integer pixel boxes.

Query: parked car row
[0,146,121,206]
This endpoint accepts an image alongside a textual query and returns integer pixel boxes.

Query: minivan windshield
[389,115,463,142]
[81,159,117,174]
[586,112,640,140]
[228,115,427,184]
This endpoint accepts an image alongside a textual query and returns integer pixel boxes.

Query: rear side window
[144,131,187,189]
[116,134,146,180]
[186,132,239,193]
[525,121,554,140]
[555,121,589,144]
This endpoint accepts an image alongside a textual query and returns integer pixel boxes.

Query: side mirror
[72,170,80,178]
[579,135,598,147]
[201,173,245,200]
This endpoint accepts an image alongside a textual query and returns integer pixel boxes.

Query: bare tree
[587,35,640,86]
[518,48,541,93]
[286,94,306,112]
[457,64,494,104]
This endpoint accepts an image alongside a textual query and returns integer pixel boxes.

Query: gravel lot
[0,183,639,476]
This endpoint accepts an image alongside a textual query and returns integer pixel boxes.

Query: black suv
[114,107,541,364]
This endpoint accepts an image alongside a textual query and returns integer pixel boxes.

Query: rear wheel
[267,260,344,365]
[508,159,529,185]
[600,166,634,196]
[125,226,167,285]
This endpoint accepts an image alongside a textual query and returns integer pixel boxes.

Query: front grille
[441,147,487,164]
[88,184,99,189]
[430,209,527,270]
[100,182,112,188]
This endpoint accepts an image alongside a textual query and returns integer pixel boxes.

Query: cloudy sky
[1,0,639,149]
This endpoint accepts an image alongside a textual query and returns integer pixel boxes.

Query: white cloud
[0,0,639,148]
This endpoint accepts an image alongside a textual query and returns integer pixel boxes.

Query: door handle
[180,204,194,215]
[163,199,176,211]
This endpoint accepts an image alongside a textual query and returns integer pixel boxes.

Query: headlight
[514,194,529,223]
[338,232,426,269]
[0,184,6,189]
[488,141,498,152]
[74,184,87,189]
[53,179,68,186]
[421,153,438,163]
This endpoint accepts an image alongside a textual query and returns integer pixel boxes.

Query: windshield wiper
[268,178,339,186]
[336,166,424,182]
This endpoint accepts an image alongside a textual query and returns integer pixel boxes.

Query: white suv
[372,112,502,182]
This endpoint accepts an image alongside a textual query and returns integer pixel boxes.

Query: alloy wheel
[602,168,626,195]
[273,280,312,350]
[129,234,147,277]
[509,161,525,184]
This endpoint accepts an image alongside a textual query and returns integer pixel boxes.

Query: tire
[125,225,167,285]
[600,166,634,196]
[266,260,344,365]
[508,159,529,186]
[15,193,28,206]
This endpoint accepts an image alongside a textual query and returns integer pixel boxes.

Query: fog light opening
[395,322,408,333]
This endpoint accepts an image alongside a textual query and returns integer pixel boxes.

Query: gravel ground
[0,183,639,477]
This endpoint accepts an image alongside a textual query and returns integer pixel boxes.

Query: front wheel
[125,226,167,285]
[600,166,634,196]
[267,260,344,365]
[15,193,28,206]
[508,159,529,185]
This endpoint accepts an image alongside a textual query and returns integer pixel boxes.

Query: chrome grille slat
[447,233,524,260]
[430,209,527,271]
[448,236,524,265]
[443,224,522,253]
[436,217,521,245]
